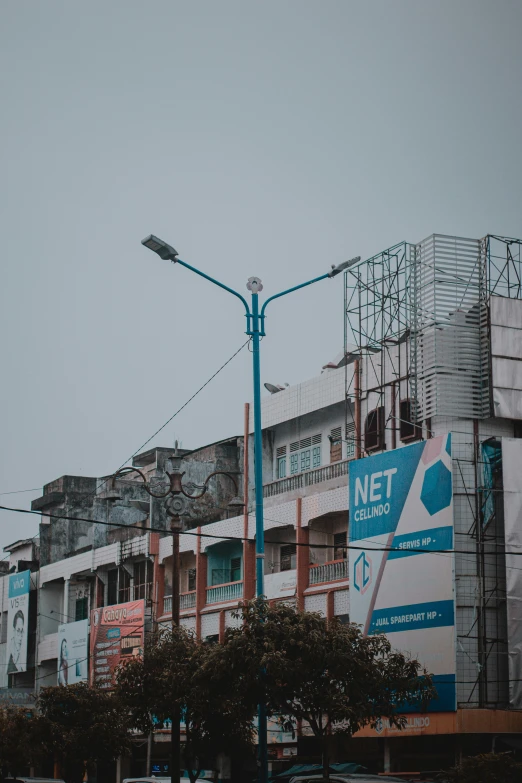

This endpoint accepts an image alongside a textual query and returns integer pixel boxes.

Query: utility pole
[141,234,359,783]
[170,512,182,783]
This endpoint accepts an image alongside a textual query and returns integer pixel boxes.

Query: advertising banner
[7,570,31,675]
[349,434,455,711]
[57,619,89,685]
[90,600,145,689]
[500,437,522,708]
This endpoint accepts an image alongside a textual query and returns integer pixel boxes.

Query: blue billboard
[349,434,456,712]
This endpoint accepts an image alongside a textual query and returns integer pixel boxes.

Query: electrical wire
[2,503,522,560]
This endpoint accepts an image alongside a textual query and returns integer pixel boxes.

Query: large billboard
[349,434,455,711]
[90,600,145,689]
[58,619,89,685]
[500,437,522,708]
[7,570,31,675]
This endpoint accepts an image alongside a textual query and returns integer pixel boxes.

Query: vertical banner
[57,619,89,685]
[349,435,456,711]
[90,600,145,689]
[7,570,31,675]
[500,438,522,708]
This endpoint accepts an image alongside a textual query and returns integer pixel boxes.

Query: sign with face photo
[7,570,31,675]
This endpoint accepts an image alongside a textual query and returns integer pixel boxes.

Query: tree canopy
[444,752,522,783]
[37,682,131,779]
[0,704,47,778]
[219,599,435,778]
[115,626,255,783]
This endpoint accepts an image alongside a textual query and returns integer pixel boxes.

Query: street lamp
[110,458,240,781]
[141,235,359,783]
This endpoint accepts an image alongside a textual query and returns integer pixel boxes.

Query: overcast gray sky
[1,1,521,551]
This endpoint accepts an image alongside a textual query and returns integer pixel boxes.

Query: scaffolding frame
[343,232,522,710]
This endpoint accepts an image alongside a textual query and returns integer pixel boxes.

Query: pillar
[195,526,207,639]
[296,498,309,611]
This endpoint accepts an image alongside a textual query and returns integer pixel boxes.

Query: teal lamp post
[141,234,359,783]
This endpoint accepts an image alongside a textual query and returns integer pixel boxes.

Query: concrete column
[326,590,335,621]
[64,579,70,622]
[296,498,309,611]
[154,561,165,624]
[195,527,207,639]
[384,739,391,773]
[219,610,226,643]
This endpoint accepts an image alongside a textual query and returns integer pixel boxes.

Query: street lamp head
[328,256,361,278]
[141,234,179,261]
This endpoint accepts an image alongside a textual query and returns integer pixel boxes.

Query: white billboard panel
[349,435,456,711]
[57,619,89,685]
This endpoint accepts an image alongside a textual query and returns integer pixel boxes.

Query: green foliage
[37,683,131,773]
[115,626,255,783]
[443,752,522,783]
[0,704,47,776]
[220,599,435,777]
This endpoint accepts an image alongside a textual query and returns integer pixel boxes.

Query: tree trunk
[321,734,330,782]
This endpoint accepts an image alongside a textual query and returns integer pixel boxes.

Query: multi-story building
[1,231,522,779]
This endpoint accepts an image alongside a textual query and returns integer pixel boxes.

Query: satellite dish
[264,382,285,394]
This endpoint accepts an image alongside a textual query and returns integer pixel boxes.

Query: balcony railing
[264,460,350,499]
[163,590,197,615]
[206,581,243,605]
[309,559,348,585]
[181,591,196,610]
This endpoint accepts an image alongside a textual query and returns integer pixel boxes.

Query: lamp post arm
[259,272,330,334]
[176,257,251,323]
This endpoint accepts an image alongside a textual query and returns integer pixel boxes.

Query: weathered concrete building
[2,231,522,779]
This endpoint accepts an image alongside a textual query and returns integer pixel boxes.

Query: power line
[2,503,522,559]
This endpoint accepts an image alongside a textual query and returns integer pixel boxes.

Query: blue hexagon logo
[420,460,452,516]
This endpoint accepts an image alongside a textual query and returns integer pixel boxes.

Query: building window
[230,557,242,582]
[119,568,131,604]
[399,399,422,442]
[334,532,347,561]
[134,560,153,601]
[187,568,196,592]
[330,426,342,463]
[346,421,356,458]
[277,445,287,478]
[364,407,385,452]
[280,544,297,572]
[289,434,322,475]
[75,597,88,621]
[107,569,118,606]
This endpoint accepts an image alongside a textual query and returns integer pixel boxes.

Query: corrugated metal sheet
[501,438,522,708]
[491,297,522,419]
[412,234,490,420]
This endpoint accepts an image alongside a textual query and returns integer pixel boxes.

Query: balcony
[264,460,350,499]
[206,581,243,605]
[309,559,348,585]
[163,590,197,615]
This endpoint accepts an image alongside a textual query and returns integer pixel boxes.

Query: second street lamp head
[141,234,179,261]
[328,256,361,277]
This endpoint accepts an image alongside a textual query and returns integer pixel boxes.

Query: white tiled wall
[304,593,327,616]
[251,366,348,431]
[200,612,219,637]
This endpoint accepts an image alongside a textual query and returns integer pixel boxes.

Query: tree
[37,683,132,782]
[115,626,255,783]
[0,704,47,779]
[443,752,522,783]
[220,599,435,781]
